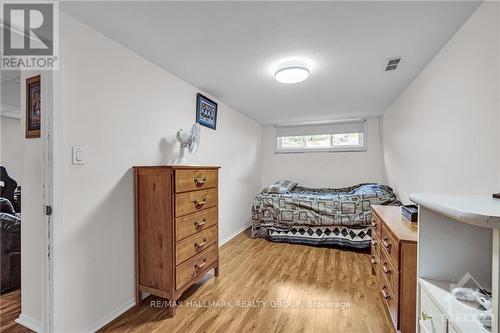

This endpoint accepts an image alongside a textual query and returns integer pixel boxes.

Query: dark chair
[0,166,17,205]
[1,214,20,293]
[0,166,21,294]
[13,186,21,213]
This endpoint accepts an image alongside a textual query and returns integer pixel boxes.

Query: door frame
[41,66,63,332]
[47,65,63,333]
[13,69,59,332]
[41,33,64,333]
[41,71,54,333]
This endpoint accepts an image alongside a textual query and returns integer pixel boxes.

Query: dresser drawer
[176,244,218,290]
[372,213,382,238]
[370,253,379,271]
[175,207,218,241]
[175,188,218,217]
[381,224,399,269]
[370,233,379,273]
[381,281,398,330]
[380,246,399,297]
[176,225,218,265]
[175,169,218,193]
[371,254,381,283]
[371,232,380,258]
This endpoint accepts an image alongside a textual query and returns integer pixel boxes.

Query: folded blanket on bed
[252,183,399,229]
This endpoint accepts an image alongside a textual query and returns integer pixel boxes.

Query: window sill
[274,147,367,154]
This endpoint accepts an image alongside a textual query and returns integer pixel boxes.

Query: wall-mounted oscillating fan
[172,123,201,165]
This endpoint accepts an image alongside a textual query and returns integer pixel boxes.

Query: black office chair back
[0,166,18,206]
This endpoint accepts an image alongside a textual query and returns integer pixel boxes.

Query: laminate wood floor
[0,289,32,333]
[101,229,394,333]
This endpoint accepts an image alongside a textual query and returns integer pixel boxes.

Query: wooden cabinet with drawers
[371,205,418,333]
[133,166,220,316]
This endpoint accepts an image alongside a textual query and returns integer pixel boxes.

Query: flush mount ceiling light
[274,61,310,84]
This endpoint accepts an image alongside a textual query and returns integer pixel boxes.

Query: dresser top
[372,205,418,242]
[133,165,220,169]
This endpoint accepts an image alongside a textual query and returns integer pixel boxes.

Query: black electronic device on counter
[402,204,418,222]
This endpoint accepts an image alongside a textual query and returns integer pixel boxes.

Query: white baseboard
[220,222,252,246]
[82,299,135,333]
[82,223,252,332]
[16,314,43,333]
[82,292,151,333]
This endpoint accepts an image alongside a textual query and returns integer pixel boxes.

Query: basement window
[275,120,366,153]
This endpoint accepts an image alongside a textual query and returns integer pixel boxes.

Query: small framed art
[25,75,41,138]
[196,93,217,130]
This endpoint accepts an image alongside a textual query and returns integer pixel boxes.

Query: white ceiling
[61,1,480,125]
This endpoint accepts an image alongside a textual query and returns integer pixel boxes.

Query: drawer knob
[370,256,377,265]
[195,258,207,271]
[371,220,377,227]
[382,236,392,250]
[421,311,432,321]
[193,199,207,209]
[382,263,391,275]
[194,218,207,228]
[195,239,207,249]
[194,177,207,187]
[371,239,377,246]
[382,287,391,300]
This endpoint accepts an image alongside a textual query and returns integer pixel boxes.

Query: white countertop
[410,194,500,228]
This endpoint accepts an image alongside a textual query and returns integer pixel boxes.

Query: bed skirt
[251,225,372,249]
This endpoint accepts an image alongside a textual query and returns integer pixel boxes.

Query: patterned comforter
[251,183,398,229]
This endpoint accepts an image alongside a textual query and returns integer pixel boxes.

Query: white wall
[1,117,23,181]
[498,4,500,190]
[19,70,44,328]
[381,2,500,204]
[59,12,262,332]
[19,134,43,327]
[261,117,384,188]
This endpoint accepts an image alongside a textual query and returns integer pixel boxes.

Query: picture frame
[25,75,41,138]
[196,93,218,130]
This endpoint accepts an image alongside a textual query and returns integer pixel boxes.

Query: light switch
[72,146,85,165]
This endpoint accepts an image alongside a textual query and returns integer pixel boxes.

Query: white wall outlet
[72,146,85,165]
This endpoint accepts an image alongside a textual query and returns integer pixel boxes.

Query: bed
[251,181,399,249]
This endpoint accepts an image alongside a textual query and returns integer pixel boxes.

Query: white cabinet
[411,194,500,333]
[419,286,446,333]
[449,324,459,333]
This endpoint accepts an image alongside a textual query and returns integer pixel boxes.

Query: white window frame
[274,120,367,154]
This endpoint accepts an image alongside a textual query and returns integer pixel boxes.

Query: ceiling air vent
[385,57,401,71]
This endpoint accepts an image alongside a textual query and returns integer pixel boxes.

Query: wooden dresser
[133,166,220,316]
[371,205,418,333]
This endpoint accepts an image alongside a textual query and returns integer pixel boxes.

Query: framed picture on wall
[196,93,218,130]
[25,75,41,138]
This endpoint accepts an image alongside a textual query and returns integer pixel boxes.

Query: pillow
[263,180,298,194]
[0,197,15,215]
[278,180,298,193]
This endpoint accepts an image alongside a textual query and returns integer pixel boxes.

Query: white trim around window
[274,119,367,154]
